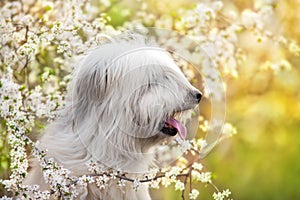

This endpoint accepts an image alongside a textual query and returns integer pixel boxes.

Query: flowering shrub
[0,0,298,199]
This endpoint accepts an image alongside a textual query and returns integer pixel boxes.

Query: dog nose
[192,90,202,103]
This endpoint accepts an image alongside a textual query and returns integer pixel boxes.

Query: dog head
[70,34,201,170]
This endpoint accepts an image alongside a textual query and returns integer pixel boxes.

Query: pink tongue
[166,118,187,140]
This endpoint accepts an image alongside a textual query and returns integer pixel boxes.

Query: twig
[209,181,220,193]
[181,166,193,200]
[89,172,189,183]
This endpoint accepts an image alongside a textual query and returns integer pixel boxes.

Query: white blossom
[133,178,141,191]
[192,162,204,171]
[192,171,212,183]
[174,180,185,191]
[95,175,109,189]
[213,189,232,200]
[161,177,172,187]
[117,179,126,187]
[78,175,95,187]
[189,189,200,200]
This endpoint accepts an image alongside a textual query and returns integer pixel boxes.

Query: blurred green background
[151,56,300,199]
[148,0,300,199]
[200,64,300,200]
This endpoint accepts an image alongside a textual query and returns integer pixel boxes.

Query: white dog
[25,33,202,199]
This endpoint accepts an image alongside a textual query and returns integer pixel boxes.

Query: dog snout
[191,90,202,103]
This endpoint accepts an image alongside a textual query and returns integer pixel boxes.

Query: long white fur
[25,33,200,199]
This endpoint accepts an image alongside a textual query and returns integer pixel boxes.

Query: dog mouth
[161,113,187,140]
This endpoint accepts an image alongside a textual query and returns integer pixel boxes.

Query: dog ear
[69,64,111,128]
[73,63,110,102]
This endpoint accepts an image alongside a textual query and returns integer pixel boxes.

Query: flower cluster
[189,189,200,200]
[213,189,232,200]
